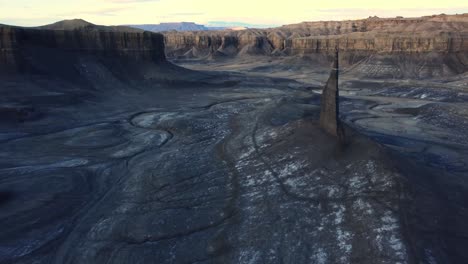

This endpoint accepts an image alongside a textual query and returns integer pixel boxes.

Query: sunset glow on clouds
[1,0,467,27]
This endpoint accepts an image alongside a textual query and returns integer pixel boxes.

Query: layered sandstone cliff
[164,14,468,78]
[164,29,275,58]
[0,20,166,75]
[289,33,468,53]
[165,14,468,56]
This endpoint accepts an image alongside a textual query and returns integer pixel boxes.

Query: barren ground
[1,57,467,263]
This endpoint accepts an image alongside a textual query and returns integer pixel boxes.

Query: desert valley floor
[1,54,467,263]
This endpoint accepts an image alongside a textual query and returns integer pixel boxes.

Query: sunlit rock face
[164,14,468,78]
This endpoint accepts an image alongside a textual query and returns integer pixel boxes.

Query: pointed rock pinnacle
[319,49,346,144]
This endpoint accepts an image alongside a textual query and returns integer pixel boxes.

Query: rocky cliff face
[0,21,166,76]
[164,29,275,58]
[164,14,468,78]
[289,33,468,53]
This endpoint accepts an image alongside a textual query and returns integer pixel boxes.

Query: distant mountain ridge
[127,22,226,32]
[39,19,143,32]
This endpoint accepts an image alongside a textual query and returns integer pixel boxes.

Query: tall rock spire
[319,48,346,144]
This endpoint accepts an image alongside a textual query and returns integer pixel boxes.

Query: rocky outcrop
[164,29,275,58]
[164,14,468,78]
[0,21,166,75]
[289,33,468,53]
[165,14,468,56]
[320,50,345,143]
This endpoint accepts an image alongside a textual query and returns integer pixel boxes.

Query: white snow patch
[334,205,346,225]
[353,198,366,210]
[312,248,328,264]
[353,198,374,215]
[373,211,407,260]
[366,160,376,173]
[328,186,340,198]
[245,178,256,187]
[349,175,365,190]
[268,131,278,139]
[284,177,306,190]
[332,205,352,259]
[239,147,256,160]
[389,234,403,251]
[238,250,261,264]
[278,161,304,178]
[337,228,353,253]
[376,212,399,232]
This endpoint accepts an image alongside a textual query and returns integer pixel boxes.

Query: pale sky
[1,0,467,27]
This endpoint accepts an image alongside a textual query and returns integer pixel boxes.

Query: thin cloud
[58,7,128,17]
[168,12,205,16]
[108,0,159,3]
[0,17,60,26]
[207,21,278,28]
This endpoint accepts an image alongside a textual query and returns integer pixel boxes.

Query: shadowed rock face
[0,21,196,134]
[0,23,166,75]
[320,50,344,142]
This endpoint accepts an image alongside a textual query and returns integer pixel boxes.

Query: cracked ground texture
[1,67,468,263]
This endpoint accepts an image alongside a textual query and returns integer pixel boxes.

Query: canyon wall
[290,34,468,53]
[1,15,467,79]
[0,22,166,76]
[164,14,468,78]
